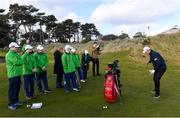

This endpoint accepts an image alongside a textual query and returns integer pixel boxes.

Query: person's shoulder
[152,50,160,56]
[33,52,38,56]
[5,50,11,58]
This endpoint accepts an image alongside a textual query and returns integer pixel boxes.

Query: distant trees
[119,33,129,39]
[133,32,146,38]
[81,23,100,42]
[0,9,11,47]
[101,34,118,41]
[0,3,101,47]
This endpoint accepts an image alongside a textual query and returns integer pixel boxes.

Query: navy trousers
[8,76,21,106]
[23,74,34,97]
[64,72,78,91]
[36,71,49,92]
[153,66,167,96]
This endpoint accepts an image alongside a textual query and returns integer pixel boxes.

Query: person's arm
[32,55,37,72]
[152,53,162,71]
[62,54,67,71]
[21,54,32,72]
[33,53,42,69]
[8,53,23,66]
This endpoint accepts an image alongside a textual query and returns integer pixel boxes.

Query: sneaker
[153,95,160,99]
[73,88,79,92]
[8,104,16,110]
[80,80,86,83]
[44,89,52,93]
[14,101,23,106]
[26,96,31,100]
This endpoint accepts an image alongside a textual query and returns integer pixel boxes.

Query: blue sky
[1,0,180,37]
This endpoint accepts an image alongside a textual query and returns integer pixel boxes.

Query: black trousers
[8,76,21,106]
[92,58,99,76]
[153,66,166,96]
[56,73,63,88]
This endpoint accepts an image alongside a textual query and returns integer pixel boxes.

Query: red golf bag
[104,60,121,103]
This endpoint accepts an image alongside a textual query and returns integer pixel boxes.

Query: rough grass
[0,51,180,117]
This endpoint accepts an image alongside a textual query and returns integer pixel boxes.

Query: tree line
[0,3,101,47]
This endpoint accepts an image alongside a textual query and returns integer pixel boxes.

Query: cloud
[90,0,180,36]
[90,0,180,24]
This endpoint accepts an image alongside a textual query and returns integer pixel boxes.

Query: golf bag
[104,60,121,103]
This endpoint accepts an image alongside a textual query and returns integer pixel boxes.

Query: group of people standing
[53,42,101,93]
[5,39,167,111]
[5,40,101,110]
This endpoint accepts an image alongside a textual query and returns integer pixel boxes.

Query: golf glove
[32,68,37,72]
[149,69,155,74]
[42,66,46,71]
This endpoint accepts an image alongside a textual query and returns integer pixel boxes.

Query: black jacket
[149,50,166,71]
[81,53,91,67]
[54,50,64,74]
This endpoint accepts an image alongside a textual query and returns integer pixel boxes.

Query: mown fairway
[0,51,180,117]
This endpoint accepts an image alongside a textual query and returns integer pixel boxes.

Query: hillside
[47,32,180,65]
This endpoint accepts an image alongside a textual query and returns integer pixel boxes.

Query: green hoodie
[62,53,75,73]
[5,50,23,78]
[21,52,36,75]
[72,54,81,68]
[33,52,49,73]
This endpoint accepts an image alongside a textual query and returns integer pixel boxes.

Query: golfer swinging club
[143,46,167,98]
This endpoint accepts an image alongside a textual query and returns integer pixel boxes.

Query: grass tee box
[0,51,180,117]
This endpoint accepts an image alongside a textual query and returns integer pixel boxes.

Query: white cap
[37,45,44,50]
[25,45,33,50]
[71,48,76,53]
[64,45,72,53]
[9,42,20,48]
[143,46,150,53]
[84,50,88,54]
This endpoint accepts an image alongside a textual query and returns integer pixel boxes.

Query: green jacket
[62,53,75,73]
[72,54,81,68]
[5,50,23,78]
[33,52,49,73]
[21,52,36,75]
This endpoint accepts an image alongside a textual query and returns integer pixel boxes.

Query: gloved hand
[149,69,155,74]
[32,68,37,72]
[42,66,46,71]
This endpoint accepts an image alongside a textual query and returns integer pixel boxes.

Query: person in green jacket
[33,45,51,94]
[21,45,36,100]
[71,47,85,83]
[6,42,23,110]
[62,45,79,93]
